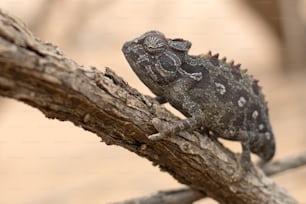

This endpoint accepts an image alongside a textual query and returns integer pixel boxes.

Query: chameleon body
[122,30,275,166]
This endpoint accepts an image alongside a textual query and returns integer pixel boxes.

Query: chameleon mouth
[122,41,133,54]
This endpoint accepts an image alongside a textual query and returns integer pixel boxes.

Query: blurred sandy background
[0,0,306,203]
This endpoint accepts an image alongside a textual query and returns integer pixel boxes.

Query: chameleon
[122,30,275,169]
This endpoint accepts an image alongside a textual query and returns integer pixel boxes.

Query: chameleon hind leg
[237,130,252,169]
[228,130,253,182]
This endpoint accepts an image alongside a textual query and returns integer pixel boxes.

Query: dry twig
[262,152,306,176]
[110,188,204,204]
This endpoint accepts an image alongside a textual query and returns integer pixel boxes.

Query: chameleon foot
[148,118,171,140]
[231,153,252,182]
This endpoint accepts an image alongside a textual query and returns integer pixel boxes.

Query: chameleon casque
[122,30,275,168]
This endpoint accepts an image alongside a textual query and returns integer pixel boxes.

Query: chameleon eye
[143,36,167,55]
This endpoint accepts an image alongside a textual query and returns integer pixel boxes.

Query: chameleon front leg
[149,115,204,140]
[149,78,205,140]
[228,130,254,182]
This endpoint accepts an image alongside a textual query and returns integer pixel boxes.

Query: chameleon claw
[150,118,171,140]
[148,133,165,140]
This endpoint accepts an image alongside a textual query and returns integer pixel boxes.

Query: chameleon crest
[122,31,275,166]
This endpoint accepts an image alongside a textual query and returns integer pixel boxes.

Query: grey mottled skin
[122,30,275,168]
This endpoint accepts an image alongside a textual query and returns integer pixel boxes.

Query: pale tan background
[0,0,306,203]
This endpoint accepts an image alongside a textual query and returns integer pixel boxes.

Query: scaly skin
[122,30,275,169]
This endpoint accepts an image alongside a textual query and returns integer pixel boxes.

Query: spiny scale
[232,64,241,69]
[212,53,219,59]
[200,50,237,68]
[203,50,243,72]
[228,60,235,66]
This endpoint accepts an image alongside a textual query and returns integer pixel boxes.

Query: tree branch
[0,9,297,204]
[115,151,306,203]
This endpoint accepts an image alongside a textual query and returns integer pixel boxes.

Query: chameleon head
[122,31,191,96]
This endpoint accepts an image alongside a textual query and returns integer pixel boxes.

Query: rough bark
[114,151,306,204]
[0,9,297,204]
